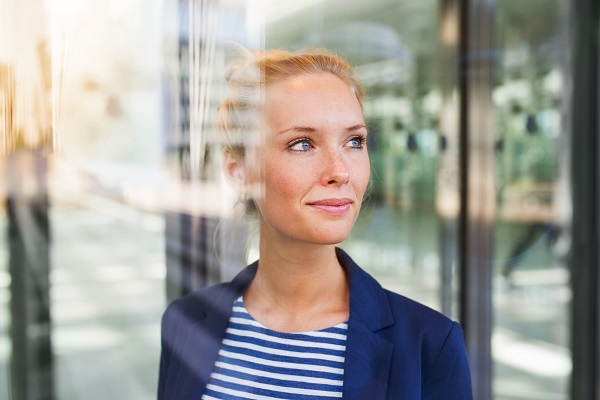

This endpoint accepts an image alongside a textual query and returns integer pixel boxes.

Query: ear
[223,148,246,192]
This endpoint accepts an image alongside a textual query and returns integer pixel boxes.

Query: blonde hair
[218,48,365,159]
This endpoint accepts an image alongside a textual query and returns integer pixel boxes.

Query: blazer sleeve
[422,321,473,400]
[157,301,180,400]
[158,309,172,400]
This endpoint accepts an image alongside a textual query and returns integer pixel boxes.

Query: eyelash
[349,134,367,149]
[287,137,313,152]
[287,135,367,152]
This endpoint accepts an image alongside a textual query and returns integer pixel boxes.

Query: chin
[310,238,346,246]
[304,229,352,246]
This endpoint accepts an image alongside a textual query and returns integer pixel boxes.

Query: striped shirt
[201,297,348,400]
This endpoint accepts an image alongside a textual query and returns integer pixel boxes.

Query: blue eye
[347,135,366,149]
[289,139,311,152]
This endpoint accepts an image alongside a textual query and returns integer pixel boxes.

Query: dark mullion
[569,0,600,398]
[457,0,495,399]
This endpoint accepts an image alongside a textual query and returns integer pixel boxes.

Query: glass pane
[49,1,165,396]
[2,0,166,398]
[265,0,457,315]
[0,0,576,398]
[493,1,571,398]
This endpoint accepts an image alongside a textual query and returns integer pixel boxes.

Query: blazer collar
[336,248,395,400]
[225,248,395,332]
[336,247,394,331]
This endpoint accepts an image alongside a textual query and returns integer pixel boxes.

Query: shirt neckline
[234,296,349,335]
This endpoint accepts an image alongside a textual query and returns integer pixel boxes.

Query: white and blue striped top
[201,296,348,400]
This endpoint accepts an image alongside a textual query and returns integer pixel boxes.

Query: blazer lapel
[343,321,394,400]
[337,248,395,400]
[173,263,258,399]
[173,306,229,398]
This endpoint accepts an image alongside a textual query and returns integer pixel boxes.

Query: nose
[322,148,350,186]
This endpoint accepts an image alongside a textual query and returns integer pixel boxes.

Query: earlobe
[232,166,245,183]
[223,148,246,192]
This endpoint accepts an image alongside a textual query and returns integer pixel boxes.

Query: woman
[158,49,472,399]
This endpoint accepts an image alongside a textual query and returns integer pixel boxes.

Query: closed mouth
[307,198,353,215]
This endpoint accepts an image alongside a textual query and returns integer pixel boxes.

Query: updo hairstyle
[217,48,365,160]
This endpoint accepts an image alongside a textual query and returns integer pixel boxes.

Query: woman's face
[246,72,370,246]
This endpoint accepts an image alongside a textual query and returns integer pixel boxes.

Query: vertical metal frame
[568,0,600,398]
[7,152,54,400]
[457,0,495,398]
[437,0,460,318]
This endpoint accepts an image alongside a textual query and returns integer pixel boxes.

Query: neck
[243,223,350,332]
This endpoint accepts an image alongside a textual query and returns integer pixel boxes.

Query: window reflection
[2,0,166,399]
[0,0,575,399]
[493,0,571,398]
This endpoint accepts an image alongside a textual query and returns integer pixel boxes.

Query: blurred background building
[0,0,598,399]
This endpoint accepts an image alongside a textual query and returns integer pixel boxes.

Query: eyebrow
[276,124,367,135]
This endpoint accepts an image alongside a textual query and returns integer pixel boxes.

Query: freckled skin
[247,72,370,247]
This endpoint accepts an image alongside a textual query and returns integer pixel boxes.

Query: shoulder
[161,283,230,337]
[381,289,471,398]
[374,287,465,371]
[382,289,466,363]
[164,283,229,316]
[383,288,456,339]
[161,261,258,338]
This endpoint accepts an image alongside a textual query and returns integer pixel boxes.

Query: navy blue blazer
[158,248,473,399]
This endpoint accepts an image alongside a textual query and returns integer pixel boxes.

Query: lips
[307,198,353,215]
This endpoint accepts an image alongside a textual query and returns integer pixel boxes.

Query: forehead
[263,73,363,125]
[266,72,354,99]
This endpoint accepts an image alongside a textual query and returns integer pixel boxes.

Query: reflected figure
[501,222,562,280]
[158,49,472,399]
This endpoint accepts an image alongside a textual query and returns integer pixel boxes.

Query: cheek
[254,156,294,210]
[260,158,322,212]
[262,166,301,203]
[353,157,371,196]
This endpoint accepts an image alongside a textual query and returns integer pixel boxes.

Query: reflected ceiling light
[440,9,458,46]
[307,21,411,65]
